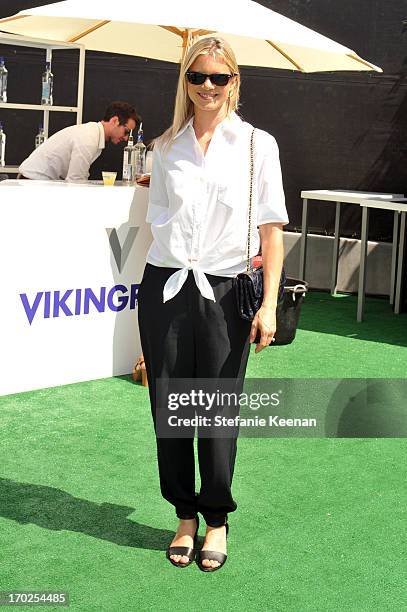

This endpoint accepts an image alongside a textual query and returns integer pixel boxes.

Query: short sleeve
[256,132,289,226]
[146,146,169,223]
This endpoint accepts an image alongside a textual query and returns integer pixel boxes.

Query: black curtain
[1,0,407,241]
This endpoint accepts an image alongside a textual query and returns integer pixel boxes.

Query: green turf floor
[0,292,406,611]
[250,291,407,378]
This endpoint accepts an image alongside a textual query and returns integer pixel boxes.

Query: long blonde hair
[157,36,241,150]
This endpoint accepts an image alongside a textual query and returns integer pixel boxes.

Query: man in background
[18,101,139,182]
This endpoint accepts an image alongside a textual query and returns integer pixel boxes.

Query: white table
[358,198,407,321]
[300,190,404,317]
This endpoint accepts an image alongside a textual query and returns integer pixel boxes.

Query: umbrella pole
[159,26,192,62]
[160,26,213,62]
[181,29,192,61]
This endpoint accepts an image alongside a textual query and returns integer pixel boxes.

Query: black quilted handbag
[234,265,286,322]
[233,129,302,345]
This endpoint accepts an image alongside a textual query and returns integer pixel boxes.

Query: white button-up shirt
[146,112,289,302]
[19,122,105,182]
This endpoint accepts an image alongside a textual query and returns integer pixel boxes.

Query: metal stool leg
[299,198,308,280]
[394,211,406,315]
[390,210,399,306]
[357,207,369,322]
[331,201,341,295]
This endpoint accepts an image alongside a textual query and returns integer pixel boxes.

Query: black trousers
[137,264,251,527]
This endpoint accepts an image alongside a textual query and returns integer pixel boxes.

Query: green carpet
[250,291,407,378]
[0,292,406,611]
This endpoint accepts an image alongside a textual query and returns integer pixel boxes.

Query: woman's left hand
[250,305,277,353]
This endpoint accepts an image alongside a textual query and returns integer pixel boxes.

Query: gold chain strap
[246,128,255,272]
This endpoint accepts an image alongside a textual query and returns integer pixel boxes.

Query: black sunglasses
[186,71,236,86]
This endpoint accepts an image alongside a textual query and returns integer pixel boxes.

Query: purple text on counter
[20,284,140,325]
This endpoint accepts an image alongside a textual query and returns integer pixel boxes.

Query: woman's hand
[250,305,276,353]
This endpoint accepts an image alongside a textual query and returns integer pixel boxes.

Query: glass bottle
[41,62,53,105]
[0,57,8,103]
[0,122,6,167]
[134,123,146,178]
[122,129,136,183]
[35,124,46,149]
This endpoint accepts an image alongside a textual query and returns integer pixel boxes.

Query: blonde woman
[137,36,288,572]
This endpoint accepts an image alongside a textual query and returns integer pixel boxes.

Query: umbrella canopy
[0,0,382,73]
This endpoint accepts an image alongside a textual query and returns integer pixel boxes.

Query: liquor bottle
[0,57,8,103]
[0,122,6,167]
[41,62,53,105]
[134,123,146,178]
[35,124,46,149]
[122,128,135,183]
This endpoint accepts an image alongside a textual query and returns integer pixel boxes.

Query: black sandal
[166,516,199,568]
[196,522,229,572]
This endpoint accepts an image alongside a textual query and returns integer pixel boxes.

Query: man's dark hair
[103,101,140,126]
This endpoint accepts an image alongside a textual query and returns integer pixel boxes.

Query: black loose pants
[137,264,251,527]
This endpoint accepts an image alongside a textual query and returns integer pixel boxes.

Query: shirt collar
[174,115,194,139]
[174,112,242,140]
[97,121,106,150]
[221,112,243,138]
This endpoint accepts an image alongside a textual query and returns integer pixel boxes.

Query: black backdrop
[1,0,407,241]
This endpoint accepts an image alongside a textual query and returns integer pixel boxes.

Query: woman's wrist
[260,300,277,310]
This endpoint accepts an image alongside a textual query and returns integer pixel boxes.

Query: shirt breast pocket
[165,168,184,194]
[217,184,237,210]
[211,184,246,248]
[215,182,250,248]
[165,169,194,215]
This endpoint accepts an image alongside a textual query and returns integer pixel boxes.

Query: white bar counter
[0,179,152,396]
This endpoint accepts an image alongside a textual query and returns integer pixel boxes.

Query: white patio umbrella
[0,0,382,73]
